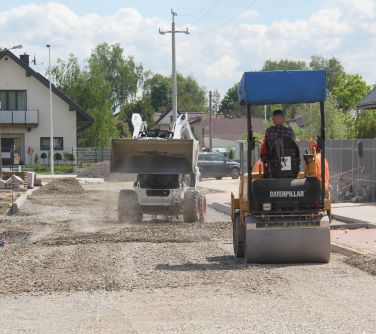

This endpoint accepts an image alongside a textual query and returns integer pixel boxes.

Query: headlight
[262,203,272,211]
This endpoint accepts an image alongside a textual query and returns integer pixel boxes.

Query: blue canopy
[238,70,327,105]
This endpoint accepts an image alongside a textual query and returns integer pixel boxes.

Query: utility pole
[209,91,213,151]
[159,9,189,125]
[46,44,54,175]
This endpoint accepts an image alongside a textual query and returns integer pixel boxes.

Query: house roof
[0,50,93,124]
[156,109,204,124]
[357,87,376,109]
[202,117,264,141]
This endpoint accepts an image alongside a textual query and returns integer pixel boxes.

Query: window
[0,91,27,110]
[40,137,64,150]
[211,154,225,162]
[198,154,211,161]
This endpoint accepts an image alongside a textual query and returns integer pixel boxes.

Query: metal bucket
[111,138,196,175]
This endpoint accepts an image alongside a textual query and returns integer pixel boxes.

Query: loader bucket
[111,138,196,174]
[244,216,330,263]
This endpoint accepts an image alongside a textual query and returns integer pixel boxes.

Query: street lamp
[46,44,54,175]
[0,45,23,174]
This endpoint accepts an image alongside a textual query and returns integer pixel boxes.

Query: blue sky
[1,0,375,93]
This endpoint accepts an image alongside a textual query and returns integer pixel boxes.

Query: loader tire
[233,213,245,258]
[198,192,207,223]
[183,190,200,223]
[118,189,143,224]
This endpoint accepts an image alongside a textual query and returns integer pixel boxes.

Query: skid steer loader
[111,113,206,224]
[231,70,331,263]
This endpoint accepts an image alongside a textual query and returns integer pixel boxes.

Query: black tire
[215,177,222,180]
[231,167,240,179]
[198,192,207,223]
[118,189,143,223]
[183,189,200,223]
[233,213,245,258]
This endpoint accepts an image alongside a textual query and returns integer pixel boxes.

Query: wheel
[233,213,245,258]
[215,177,222,180]
[198,192,207,223]
[118,189,143,223]
[231,167,240,179]
[183,189,200,223]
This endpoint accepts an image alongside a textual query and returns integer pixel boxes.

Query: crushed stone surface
[0,181,375,333]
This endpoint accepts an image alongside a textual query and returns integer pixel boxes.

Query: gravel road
[0,180,375,333]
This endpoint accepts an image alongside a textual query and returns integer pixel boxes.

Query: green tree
[88,43,143,112]
[309,55,345,91]
[218,83,240,117]
[356,109,376,138]
[143,72,207,114]
[262,59,308,71]
[144,74,171,112]
[52,54,119,147]
[332,74,371,111]
[119,95,154,130]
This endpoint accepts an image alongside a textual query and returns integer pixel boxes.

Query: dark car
[198,152,240,179]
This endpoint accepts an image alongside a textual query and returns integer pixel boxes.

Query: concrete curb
[331,242,371,257]
[8,188,37,215]
[210,202,231,216]
[332,214,376,229]
[209,202,372,257]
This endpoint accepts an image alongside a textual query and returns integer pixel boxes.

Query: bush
[40,152,47,165]
[34,153,39,165]
[225,146,235,160]
[54,152,62,165]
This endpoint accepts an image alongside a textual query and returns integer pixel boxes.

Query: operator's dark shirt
[260,124,295,162]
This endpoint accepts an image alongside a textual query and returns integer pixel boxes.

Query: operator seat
[268,137,300,178]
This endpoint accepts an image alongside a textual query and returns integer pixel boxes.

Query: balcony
[0,110,39,127]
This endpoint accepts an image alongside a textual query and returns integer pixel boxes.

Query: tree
[211,89,221,115]
[144,74,171,113]
[331,74,371,111]
[54,152,62,165]
[218,83,239,117]
[356,109,376,139]
[40,152,47,165]
[52,54,119,147]
[309,55,345,91]
[300,95,351,139]
[142,72,207,114]
[262,59,308,71]
[88,43,143,112]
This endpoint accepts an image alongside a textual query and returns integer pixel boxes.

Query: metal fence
[326,140,376,202]
[73,147,111,164]
[239,139,376,203]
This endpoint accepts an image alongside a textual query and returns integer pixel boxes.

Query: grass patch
[23,164,74,174]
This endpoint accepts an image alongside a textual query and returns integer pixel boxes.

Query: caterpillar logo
[269,190,305,198]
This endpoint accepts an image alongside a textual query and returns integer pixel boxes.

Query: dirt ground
[0,180,375,333]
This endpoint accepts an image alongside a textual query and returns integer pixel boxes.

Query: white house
[0,50,93,165]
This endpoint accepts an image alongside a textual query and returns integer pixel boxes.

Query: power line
[199,0,257,35]
[179,0,222,17]
[188,0,223,25]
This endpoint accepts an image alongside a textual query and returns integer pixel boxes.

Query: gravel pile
[34,178,85,195]
[344,255,376,276]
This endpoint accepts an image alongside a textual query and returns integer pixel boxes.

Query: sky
[1,0,376,93]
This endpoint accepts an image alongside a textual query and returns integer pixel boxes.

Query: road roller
[231,70,331,263]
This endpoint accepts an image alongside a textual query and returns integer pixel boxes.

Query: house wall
[0,56,76,163]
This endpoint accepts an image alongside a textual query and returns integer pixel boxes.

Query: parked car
[198,152,240,179]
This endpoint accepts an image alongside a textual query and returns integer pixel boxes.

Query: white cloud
[1,1,376,94]
[238,9,260,21]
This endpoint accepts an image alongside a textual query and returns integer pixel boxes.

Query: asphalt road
[0,180,375,333]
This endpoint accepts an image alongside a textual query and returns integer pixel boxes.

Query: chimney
[20,53,30,65]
